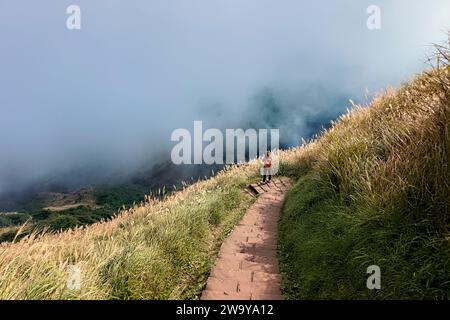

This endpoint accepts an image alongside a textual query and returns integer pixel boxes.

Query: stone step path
[201,177,292,300]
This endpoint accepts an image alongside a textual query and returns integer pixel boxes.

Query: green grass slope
[279,47,450,299]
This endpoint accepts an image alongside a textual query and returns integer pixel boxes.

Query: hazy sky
[0,0,449,193]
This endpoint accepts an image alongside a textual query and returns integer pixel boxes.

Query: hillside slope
[279,47,450,299]
[0,164,261,299]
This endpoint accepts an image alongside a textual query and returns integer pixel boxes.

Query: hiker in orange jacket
[261,151,272,183]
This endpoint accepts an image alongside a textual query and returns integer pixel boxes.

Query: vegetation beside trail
[0,164,260,299]
[278,46,450,299]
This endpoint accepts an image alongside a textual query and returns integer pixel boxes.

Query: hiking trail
[201,177,292,300]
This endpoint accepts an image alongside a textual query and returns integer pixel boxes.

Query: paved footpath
[201,177,292,300]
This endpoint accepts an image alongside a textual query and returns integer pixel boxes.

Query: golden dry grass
[0,161,265,299]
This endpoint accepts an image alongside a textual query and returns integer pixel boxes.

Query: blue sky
[0,0,449,192]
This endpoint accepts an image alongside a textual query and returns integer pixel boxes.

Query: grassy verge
[0,164,260,299]
[279,48,450,299]
[280,172,450,299]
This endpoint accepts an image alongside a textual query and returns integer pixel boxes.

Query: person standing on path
[261,151,273,183]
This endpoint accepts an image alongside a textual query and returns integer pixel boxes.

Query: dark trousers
[263,174,271,182]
